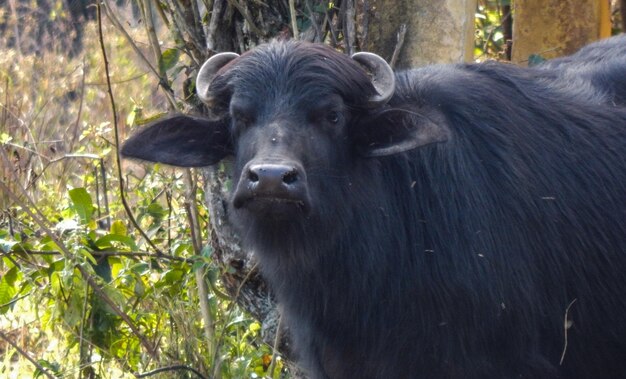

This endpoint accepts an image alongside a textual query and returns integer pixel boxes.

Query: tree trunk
[512,0,612,64]
[622,0,626,32]
[361,0,477,68]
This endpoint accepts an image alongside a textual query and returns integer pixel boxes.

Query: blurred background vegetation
[0,0,623,378]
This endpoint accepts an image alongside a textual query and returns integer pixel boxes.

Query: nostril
[282,170,298,184]
[248,170,259,182]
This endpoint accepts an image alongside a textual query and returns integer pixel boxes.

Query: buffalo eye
[230,102,256,128]
[326,110,341,124]
[233,113,253,126]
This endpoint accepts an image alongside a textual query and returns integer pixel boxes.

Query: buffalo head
[122,41,449,222]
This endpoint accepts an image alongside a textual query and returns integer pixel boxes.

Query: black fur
[122,37,626,379]
[535,34,626,106]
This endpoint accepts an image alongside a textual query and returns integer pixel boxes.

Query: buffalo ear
[354,107,451,157]
[121,115,232,167]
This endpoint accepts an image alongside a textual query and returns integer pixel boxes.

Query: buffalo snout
[233,161,311,216]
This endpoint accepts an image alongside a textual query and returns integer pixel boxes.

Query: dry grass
[0,10,169,378]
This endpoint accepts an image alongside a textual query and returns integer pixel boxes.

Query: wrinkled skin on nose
[232,160,311,217]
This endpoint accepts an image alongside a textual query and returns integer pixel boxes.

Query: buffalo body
[123,37,626,379]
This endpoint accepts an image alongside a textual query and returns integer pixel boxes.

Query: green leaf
[159,48,180,74]
[77,248,97,266]
[49,271,63,295]
[48,259,66,275]
[0,266,19,314]
[146,202,166,221]
[110,220,127,236]
[34,359,61,378]
[0,132,12,144]
[94,234,138,251]
[162,268,184,284]
[131,262,150,275]
[134,280,145,297]
[3,265,20,286]
[64,291,84,326]
[225,314,249,329]
[68,188,94,224]
[126,104,142,127]
[201,244,213,258]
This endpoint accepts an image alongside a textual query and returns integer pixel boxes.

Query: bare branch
[97,2,166,258]
[0,330,56,379]
[228,0,266,38]
[183,170,216,359]
[268,312,284,377]
[170,0,205,56]
[102,0,177,108]
[361,0,370,48]
[141,0,171,101]
[4,248,192,263]
[343,0,356,55]
[389,23,407,69]
[206,0,225,51]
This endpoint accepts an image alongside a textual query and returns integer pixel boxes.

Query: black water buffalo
[535,33,626,106]
[122,37,626,378]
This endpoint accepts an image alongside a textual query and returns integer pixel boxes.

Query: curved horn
[351,52,395,108]
[196,52,240,104]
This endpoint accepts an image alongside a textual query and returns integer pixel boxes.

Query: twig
[289,0,298,39]
[0,292,31,311]
[7,0,23,57]
[183,170,215,359]
[211,260,261,379]
[361,0,370,48]
[2,141,51,161]
[135,364,209,379]
[501,4,512,61]
[4,248,192,263]
[97,2,164,258]
[389,24,407,69]
[152,0,170,28]
[480,9,512,60]
[206,0,224,51]
[82,268,160,358]
[141,0,167,81]
[78,283,90,375]
[101,2,157,77]
[50,59,86,196]
[84,72,149,86]
[324,3,339,47]
[560,298,578,365]
[67,60,87,160]
[1,77,9,126]
[190,0,208,54]
[170,0,206,56]
[0,179,159,361]
[343,0,356,55]
[228,0,266,37]
[267,312,283,378]
[0,330,56,379]
[101,0,177,108]
[304,0,324,42]
[98,157,111,229]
